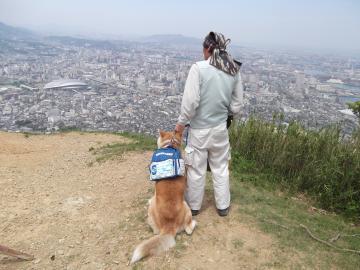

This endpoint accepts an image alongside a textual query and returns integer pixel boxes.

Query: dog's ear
[159,130,166,138]
[174,129,183,141]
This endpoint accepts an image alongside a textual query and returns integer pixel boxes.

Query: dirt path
[0,132,292,270]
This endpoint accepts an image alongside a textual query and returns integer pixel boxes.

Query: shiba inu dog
[130,130,196,264]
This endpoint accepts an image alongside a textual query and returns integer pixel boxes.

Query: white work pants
[184,122,230,211]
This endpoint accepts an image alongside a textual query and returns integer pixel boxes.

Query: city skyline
[0,0,360,55]
[0,31,358,135]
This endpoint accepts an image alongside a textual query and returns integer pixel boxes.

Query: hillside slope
[0,132,359,269]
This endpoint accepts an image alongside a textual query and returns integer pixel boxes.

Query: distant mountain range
[0,21,38,40]
[0,21,202,46]
[138,34,201,45]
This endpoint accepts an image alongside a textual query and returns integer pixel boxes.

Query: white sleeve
[177,64,200,125]
[229,72,244,116]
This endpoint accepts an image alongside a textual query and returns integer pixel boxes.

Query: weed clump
[230,116,360,219]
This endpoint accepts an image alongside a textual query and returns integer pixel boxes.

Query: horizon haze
[0,0,360,55]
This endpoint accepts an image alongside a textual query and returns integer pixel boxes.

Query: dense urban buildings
[0,27,359,136]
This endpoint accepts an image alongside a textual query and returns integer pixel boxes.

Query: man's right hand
[175,123,185,134]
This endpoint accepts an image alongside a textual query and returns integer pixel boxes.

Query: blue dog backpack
[149,147,185,181]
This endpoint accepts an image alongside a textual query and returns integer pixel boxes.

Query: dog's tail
[130,234,175,264]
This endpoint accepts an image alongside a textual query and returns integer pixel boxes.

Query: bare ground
[0,132,300,270]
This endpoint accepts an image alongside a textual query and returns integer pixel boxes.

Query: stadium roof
[44,79,88,90]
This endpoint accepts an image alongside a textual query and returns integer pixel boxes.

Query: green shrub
[230,116,360,219]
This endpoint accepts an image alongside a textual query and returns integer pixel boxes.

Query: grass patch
[230,116,360,219]
[230,155,360,270]
[232,239,244,249]
[174,236,187,258]
[22,131,43,138]
[93,131,157,162]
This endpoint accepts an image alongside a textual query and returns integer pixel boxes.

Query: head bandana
[203,32,241,76]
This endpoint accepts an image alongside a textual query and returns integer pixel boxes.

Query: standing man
[175,32,243,217]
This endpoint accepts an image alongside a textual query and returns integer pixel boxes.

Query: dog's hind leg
[185,218,196,235]
[147,200,160,234]
[184,203,196,235]
[147,215,159,234]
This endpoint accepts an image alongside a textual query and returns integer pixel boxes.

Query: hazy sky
[1,0,359,53]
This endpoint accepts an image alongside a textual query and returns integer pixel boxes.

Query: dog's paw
[191,220,197,230]
[185,220,197,235]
